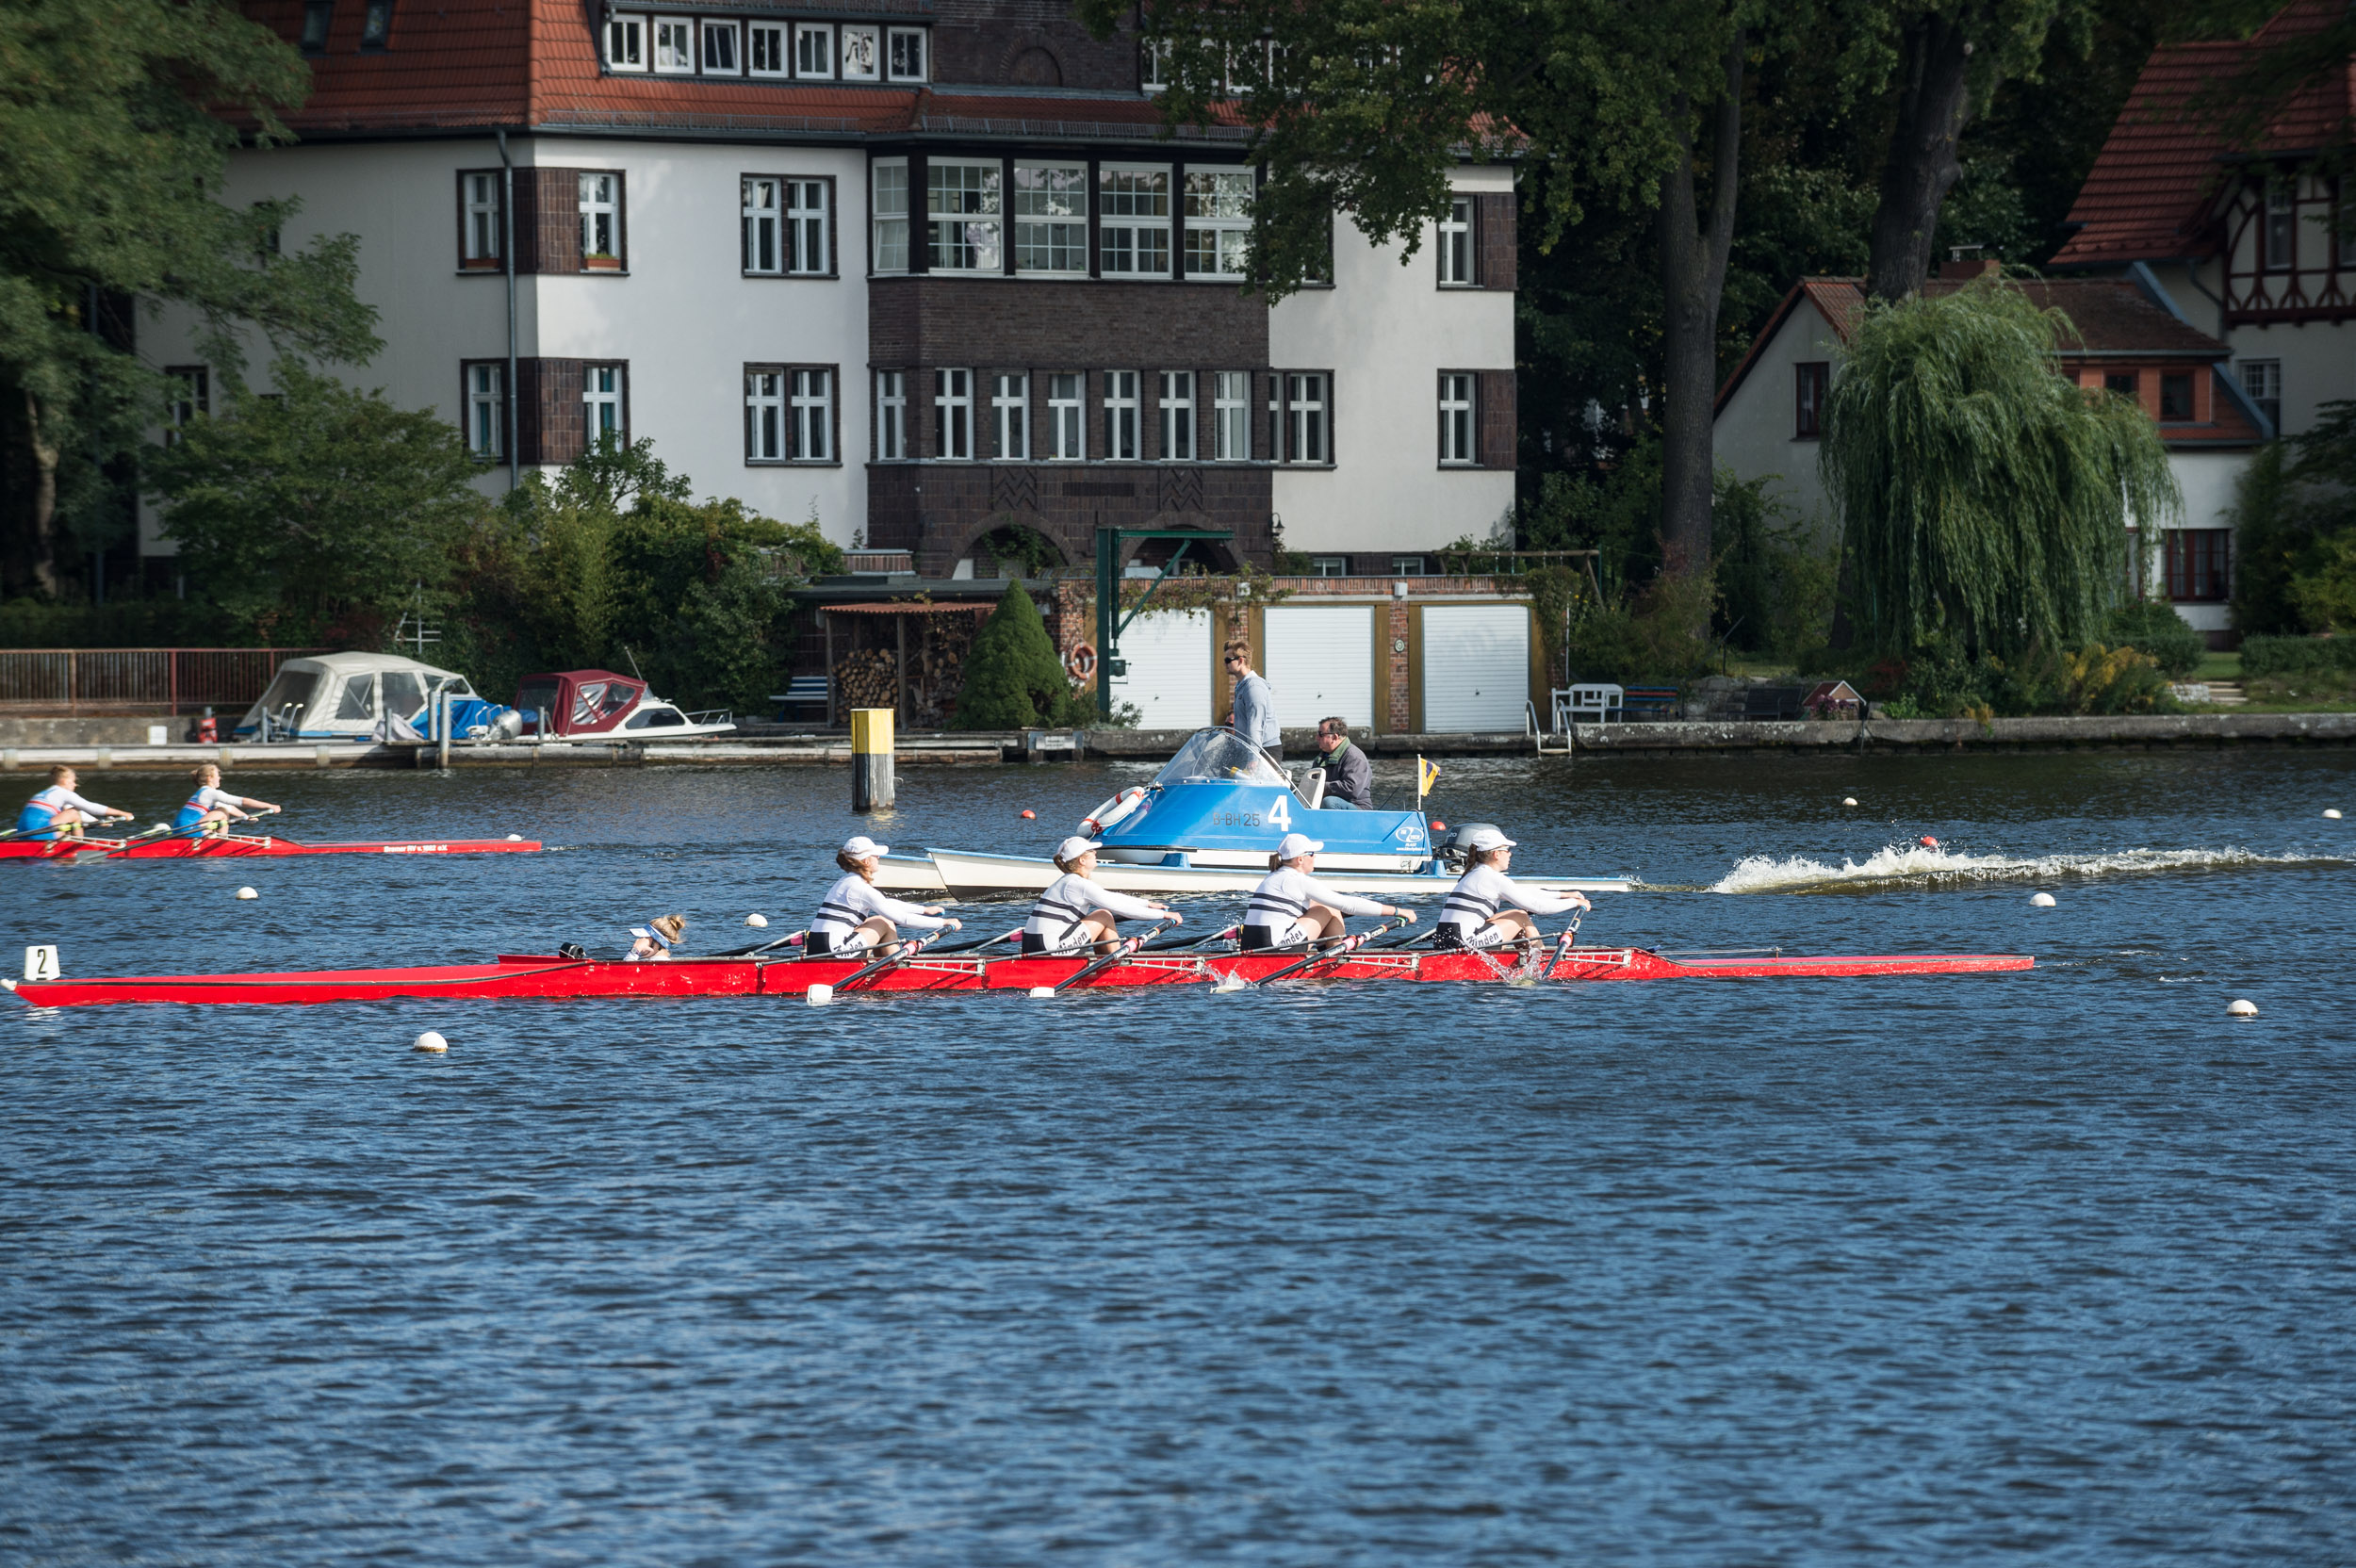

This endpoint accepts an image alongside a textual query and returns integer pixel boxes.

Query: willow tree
[1821,278,2179,660]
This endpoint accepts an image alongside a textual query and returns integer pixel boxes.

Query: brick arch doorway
[964,521,1066,580]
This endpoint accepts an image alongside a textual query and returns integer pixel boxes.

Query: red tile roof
[2054,0,2354,267]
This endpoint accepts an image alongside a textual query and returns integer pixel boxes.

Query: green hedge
[2239,634,2356,676]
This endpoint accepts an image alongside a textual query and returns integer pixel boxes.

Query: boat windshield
[1152,728,1287,787]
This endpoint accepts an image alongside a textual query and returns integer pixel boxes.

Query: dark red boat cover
[514,670,646,736]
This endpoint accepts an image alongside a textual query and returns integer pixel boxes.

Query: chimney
[1939,258,2001,280]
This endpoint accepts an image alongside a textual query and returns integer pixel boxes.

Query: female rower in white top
[808,835,960,956]
[1436,826,1590,950]
[1023,836,1180,956]
[13,766,132,841]
[1242,832,1415,950]
[173,764,280,836]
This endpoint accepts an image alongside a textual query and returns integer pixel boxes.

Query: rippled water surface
[5,749,2353,1564]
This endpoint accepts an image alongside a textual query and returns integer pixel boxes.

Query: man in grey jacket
[1224,639,1282,760]
[1309,718,1373,808]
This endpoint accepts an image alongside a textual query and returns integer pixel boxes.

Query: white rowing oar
[1047,919,1180,994]
[832,930,946,993]
[1227,918,1409,990]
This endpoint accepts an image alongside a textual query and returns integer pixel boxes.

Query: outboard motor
[1432,822,1507,873]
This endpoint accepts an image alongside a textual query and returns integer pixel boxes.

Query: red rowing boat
[6,945,2033,1006]
[0,832,541,860]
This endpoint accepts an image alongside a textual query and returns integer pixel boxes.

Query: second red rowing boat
[0,832,541,860]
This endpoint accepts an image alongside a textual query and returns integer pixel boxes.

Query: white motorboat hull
[884,847,1635,899]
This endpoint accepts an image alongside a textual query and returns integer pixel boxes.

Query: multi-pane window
[579,172,619,262]
[1015,163,1087,274]
[462,172,501,266]
[1141,38,1169,92]
[746,369,785,461]
[1438,373,1476,464]
[359,0,392,51]
[701,20,738,73]
[887,26,925,80]
[1438,197,1473,286]
[584,365,625,445]
[928,161,1002,271]
[606,14,645,68]
[2241,359,2282,429]
[2159,371,2194,421]
[875,370,907,459]
[1048,373,1085,461]
[2104,371,2137,399]
[1310,555,1348,578]
[792,369,833,461]
[788,180,829,273]
[300,1,332,54]
[1103,371,1140,460]
[934,368,973,459]
[653,17,693,72]
[872,160,908,271]
[166,368,208,446]
[2265,180,2296,271]
[841,24,879,79]
[1159,371,1194,459]
[743,177,780,273]
[990,373,1029,460]
[748,23,784,74]
[1100,166,1171,276]
[1184,171,1252,278]
[466,364,503,458]
[1269,372,1326,464]
[2165,529,2231,601]
[1794,362,1828,438]
[1392,555,1429,576]
[795,23,833,75]
[1213,371,1250,460]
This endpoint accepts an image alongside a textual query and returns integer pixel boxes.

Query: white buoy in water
[2327,808,2345,820]
[506,833,523,841]
[2030,892,2056,907]
[235,886,258,900]
[413,1031,449,1054]
[745,913,770,928]
[1841,796,1858,807]
[2227,999,2259,1018]
[1027,986,1056,999]
[806,983,832,1005]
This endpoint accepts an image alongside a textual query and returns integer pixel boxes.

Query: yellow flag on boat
[1417,756,1440,801]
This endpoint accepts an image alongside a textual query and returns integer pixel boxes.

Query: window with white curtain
[1159,370,1194,460]
[927,161,1002,271]
[1048,373,1085,461]
[872,159,908,272]
[991,373,1028,460]
[934,368,973,459]
[652,17,693,72]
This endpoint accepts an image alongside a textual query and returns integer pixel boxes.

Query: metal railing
[0,648,332,715]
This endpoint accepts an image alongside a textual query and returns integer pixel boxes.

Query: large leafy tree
[0,0,380,596]
[1821,279,2179,658]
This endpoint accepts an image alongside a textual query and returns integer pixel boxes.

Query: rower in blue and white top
[14,766,132,841]
[1023,836,1178,956]
[809,835,960,956]
[1437,826,1590,950]
[1241,832,1415,951]
[173,763,280,835]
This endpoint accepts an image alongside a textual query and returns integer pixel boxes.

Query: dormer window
[748,22,784,75]
[607,15,646,70]
[300,1,332,55]
[888,26,926,81]
[2159,372,2193,421]
[700,20,738,74]
[841,24,879,80]
[653,17,694,74]
[795,23,834,78]
[359,0,392,50]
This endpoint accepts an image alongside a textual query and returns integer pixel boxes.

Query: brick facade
[1474,193,1517,292]
[868,462,1272,576]
[929,1,1141,90]
[1478,369,1517,470]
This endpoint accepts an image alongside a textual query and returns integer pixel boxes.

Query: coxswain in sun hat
[627,912,687,962]
[1022,836,1177,955]
[1240,833,1411,950]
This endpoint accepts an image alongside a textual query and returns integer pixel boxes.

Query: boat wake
[1709,843,2345,895]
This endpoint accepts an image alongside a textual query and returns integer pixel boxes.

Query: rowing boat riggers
[810,874,948,952]
[1023,874,1161,953]
[1243,867,1384,948]
[1437,865,1583,947]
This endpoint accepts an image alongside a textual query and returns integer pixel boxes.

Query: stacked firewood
[834,648,898,710]
[907,619,980,725]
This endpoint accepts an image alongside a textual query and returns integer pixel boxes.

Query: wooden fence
[0,648,333,715]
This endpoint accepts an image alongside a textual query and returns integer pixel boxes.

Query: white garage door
[1261,605,1374,729]
[1109,609,1211,729]
[1420,604,1529,732]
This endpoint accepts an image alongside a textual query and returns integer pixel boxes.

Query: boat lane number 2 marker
[24,945,59,983]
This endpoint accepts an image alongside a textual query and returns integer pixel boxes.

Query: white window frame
[794,22,833,77]
[840,23,879,80]
[787,179,829,274]
[2265,178,2296,272]
[1184,169,1252,280]
[579,172,619,261]
[872,158,908,273]
[2241,357,2282,428]
[927,160,1002,273]
[746,368,786,462]
[1014,162,1088,276]
[1099,164,1171,279]
[1213,370,1250,461]
[166,367,208,447]
[990,372,1029,460]
[652,16,694,74]
[466,363,504,458]
[747,22,785,76]
[875,370,907,460]
[934,368,973,460]
[887,25,926,81]
[1438,196,1473,286]
[1159,370,1194,460]
[1141,38,1168,92]
[792,368,833,462]
[743,176,780,274]
[1272,371,1326,464]
[1103,370,1140,461]
[606,14,646,71]
[1310,555,1347,578]
[463,172,502,265]
[1048,373,1086,462]
[584,365,625,446]
[1438,372,1476,465]
[699,18,739,74]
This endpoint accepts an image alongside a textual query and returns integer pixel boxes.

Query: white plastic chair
[1556,684,1624,727]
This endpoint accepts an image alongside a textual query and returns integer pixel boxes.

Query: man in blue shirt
[1224,639,1282,760]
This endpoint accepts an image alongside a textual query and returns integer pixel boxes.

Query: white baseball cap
[842,835,889,858]
[1276,833,1323,858]
[1461,825,1516,853]
[1055,835,1104,860]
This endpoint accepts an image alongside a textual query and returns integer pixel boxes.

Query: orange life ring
[1063,642,1098,678]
